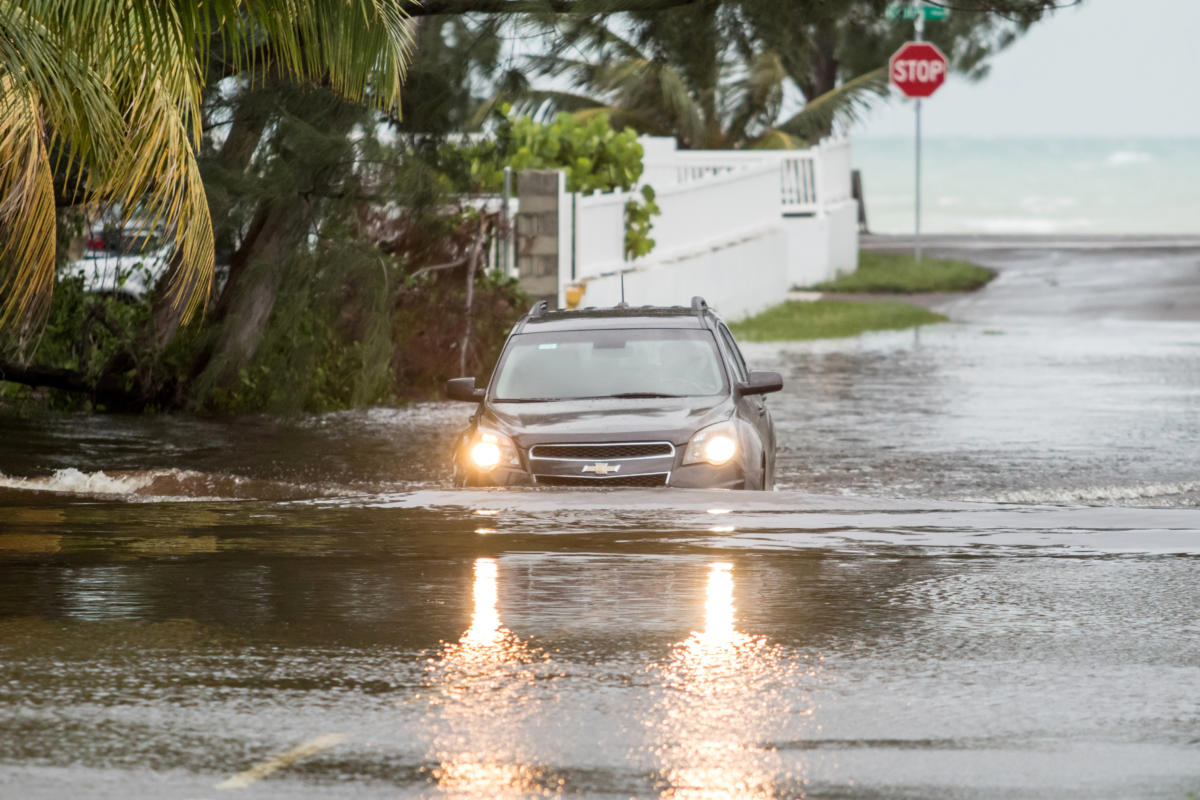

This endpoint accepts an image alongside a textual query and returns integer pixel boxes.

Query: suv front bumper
[458,460,746,490]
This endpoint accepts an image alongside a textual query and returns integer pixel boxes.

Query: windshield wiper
[608,392,683,399]
[493,397,561,403]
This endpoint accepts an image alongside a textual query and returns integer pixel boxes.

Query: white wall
[827,200,860,276]
[633,164,780,269]
[638,137,684,188]
[566,226,790,321]
[571,162,781,282]
[506,135,859,312]
[783,200,861,288]
[783,216,830,289]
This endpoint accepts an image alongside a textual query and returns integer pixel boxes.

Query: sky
[853,0,1200,138]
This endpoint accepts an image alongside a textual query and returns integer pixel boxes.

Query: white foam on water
[302,402,464,431]
[1017,194,1081,213]
[1106,150,1153,166]
[0,467,370,502]
[978,481,1200,506]
[0,467,247,502]
[962,216,1096,234]
[0,468,161,497]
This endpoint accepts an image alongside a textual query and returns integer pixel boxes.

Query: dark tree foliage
[519,0,1073,145]
[1,78,526,413]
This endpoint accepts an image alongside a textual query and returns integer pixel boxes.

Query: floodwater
[2,243,1199,799]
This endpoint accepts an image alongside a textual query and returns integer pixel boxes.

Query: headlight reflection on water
[462,558,502,646]
[651,562,809,800]
[424,557,556,798]
[423,558,813,799]
[701,562,736,644]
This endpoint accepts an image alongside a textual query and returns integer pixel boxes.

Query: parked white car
[63,224,171,299]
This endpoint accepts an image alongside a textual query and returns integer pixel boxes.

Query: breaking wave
[0,468,342,502]
[0,468,158,497]
[977,481,1200,507]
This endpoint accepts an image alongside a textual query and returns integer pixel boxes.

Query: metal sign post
[888,6,948,264]
[915,10,924,263]
[501,166,513,275]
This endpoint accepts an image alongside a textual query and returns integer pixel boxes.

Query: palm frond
[0,0,416,330]
[775,66,890,143]
[649,62,706,147]
[562,18,646,62]
[571,105,663,135]
[503,88,608,121]
[0,79,57,329]
[198,0,414,111]
[745,129,806,150]
[724,50,786,148]
[108,68,215,323]
[0,1,121,195]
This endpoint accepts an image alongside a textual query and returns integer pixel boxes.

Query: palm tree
[514,8,889,150]
[0,0,413,330]
[510,0,1054,151]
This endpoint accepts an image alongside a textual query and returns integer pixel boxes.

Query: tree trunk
[187,197,312,399]
[185,89,361,405]
[458,217,489,376]
[0,361,89,394]
[810,23,840,139]
[0,359,146,411]
[71,84,282,410]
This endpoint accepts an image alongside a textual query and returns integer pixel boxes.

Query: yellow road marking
[215,733,348,790]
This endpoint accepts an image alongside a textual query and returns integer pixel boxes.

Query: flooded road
[2,244,1200,798]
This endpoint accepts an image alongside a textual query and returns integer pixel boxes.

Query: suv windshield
[492,328,727,401]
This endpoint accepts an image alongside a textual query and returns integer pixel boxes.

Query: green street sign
[886,4,950,21]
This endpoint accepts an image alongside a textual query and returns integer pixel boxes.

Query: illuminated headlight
[468,430,520,471]
[683,421,739,466]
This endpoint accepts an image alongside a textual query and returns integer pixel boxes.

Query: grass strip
[807,251,996,294]
[731,300,947,342]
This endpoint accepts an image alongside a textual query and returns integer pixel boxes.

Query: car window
[717,324,749,383]
[492,328,727,401]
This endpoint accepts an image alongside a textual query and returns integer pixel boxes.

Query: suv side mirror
[446,377,485,402]
[736,370,783,397]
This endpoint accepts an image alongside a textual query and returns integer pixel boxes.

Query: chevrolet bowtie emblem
[582,462,620,476]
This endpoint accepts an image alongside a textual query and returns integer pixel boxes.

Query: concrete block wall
[515,170,565,305]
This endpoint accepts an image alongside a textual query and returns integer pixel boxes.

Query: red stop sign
[889,41,948,98]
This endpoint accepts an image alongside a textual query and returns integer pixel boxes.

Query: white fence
[572,162,781,283]
[493,136,858,319]
[641,137,854,217]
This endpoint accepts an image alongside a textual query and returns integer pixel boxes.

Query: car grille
[535,473,669,488]
[530,442,674,460]
[527,440,676,487]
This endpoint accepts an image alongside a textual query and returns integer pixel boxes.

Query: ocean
[852,137,1200,235]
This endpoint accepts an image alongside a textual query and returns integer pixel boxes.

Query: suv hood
[483,396,733,446]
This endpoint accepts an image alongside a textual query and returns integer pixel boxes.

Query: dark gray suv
[447,297,782,489]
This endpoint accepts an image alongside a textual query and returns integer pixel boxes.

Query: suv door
[716,323,775,487]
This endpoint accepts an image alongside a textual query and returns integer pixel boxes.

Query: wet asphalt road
[1,243,1199,799]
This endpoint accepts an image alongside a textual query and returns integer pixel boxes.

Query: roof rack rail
[690,296,708,320]
[528,300,548,318]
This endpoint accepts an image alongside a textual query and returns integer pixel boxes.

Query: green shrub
[435,107,659,260]
[731,300,948,341]
[809,251,996,294]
